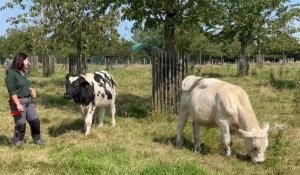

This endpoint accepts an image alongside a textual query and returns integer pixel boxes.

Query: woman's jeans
[9,96,42,145]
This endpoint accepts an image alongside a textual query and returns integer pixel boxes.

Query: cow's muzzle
[63,93,72,99]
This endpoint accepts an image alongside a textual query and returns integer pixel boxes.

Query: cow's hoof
[175,140,183,148]
[223,148,231,156]
[176,144,183,149]
[97,123,103,127]
[111,122,116,127]
[194,145,203,153]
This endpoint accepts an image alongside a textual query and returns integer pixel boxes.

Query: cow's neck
[238,108,260,131]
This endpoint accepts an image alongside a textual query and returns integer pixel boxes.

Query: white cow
[64,70,116,136]
[176,75,269,164]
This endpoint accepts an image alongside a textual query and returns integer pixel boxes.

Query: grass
[0,63,299,174]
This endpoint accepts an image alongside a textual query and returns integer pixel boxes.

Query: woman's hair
[10,53,28,70]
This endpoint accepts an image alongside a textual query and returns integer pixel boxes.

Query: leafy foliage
[133,26,164,49]
[121,0,205,51]
[1,0,122,74]
[204,0,300,75]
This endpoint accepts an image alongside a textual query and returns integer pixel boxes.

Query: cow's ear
[79,78,90,88]
[239,129,254,138]
[262,122,269,133]
[80,85,94,105]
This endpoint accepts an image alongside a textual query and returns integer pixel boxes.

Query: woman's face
[23,58,31,70]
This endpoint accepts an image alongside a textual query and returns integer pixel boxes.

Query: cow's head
[64,74,79,99]
[239,122,269,164]
[64,74,95,105]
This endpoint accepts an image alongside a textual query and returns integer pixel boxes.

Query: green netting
[132,43,160,52]
[132,43,146,52]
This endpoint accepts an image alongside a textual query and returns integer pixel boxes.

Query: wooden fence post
[151,51,188,115]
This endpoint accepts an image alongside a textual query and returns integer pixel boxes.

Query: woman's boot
[28,119,44,145]
[14,123,26,146]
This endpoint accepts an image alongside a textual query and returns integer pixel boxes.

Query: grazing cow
[176,75,269,164]
[64,70,116,136]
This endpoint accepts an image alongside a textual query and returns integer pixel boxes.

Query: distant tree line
[0,0,299,75]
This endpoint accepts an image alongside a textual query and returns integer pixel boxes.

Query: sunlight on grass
[0,63,299,174]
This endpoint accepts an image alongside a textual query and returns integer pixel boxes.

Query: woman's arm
[6,71,24,111]
[30,87,37,99]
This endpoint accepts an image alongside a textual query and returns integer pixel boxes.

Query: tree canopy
[121,0,205,52]
[1,0,121,74]
[204,0,300,75]
[0,0,299,73]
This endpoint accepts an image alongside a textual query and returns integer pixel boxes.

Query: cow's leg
[218,121,231,156]
[110,102,116,127]
[97,108,105,127]
[79,105,87,120]
[84,105,95,136]
[176,107,189,148]
[193,121,202,153]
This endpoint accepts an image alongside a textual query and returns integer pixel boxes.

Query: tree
[1,0,120,75]
[4,28,33,54]
[221,38,240,61]
[121,0,205,53]
[264,33,300,59]
[133,26,164,49]
[204,0,299,76]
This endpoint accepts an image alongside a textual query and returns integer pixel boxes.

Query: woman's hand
[30,87,37,99]
[11,95,24,112]
[16,104,24,112]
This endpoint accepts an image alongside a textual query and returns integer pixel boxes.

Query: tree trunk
[29,55,39,69]
[164,2,176,53]
[282,52,286,64]
[76,37,87,75]
[238,42,249,76]
[164,21,176,53]
[43,55,55,77]
[69,55,77,75]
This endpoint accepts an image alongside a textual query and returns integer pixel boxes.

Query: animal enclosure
[151,52,189,114]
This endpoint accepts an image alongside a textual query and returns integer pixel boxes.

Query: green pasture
[0,63,299,174]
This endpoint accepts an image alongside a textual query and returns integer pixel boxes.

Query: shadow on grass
[269,72,298,89]
[232,150,252,162]
[48,119,83,137]
[31,77,65,88]
[35,92,151,119]
[116,93,151,119]
[0,135,12,146]
[270,79,298,89]
[153,135,211,155]
[36,93,77,110]
[153,135,252,163]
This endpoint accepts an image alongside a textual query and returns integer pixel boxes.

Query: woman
[5,53,44,146]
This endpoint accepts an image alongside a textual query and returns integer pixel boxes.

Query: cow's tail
[181,75,202,91]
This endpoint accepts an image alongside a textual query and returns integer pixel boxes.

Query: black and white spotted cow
[64,70,116,135]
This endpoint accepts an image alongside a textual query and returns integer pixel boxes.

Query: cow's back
[182,77,258,129]
[82,71,116,107]
[182,78,226,126]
